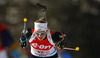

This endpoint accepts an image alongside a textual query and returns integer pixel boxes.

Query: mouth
[38,37,43,40]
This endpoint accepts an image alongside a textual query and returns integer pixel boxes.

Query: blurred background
[0,0,100,58]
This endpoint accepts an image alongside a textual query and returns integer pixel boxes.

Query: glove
[58,42,66,49]
[21,34,27,40]
[20,34,27,48]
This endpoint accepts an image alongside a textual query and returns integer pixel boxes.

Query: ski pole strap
[60,32,64,42]
[63,47,79,51]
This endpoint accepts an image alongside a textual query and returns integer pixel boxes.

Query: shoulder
[26,28,32,37]
[52,31,67,39]
[51,31,66,42]
[32,29,35,33]
[52,32,66,36]
[50,31,55,35]
[27,28,32,33]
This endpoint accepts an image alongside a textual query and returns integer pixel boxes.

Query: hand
[21,34,27,40]
[20,34,27,48]
[58,42,66,49]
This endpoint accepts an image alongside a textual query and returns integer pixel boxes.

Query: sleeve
[20,28,32,48]
[1,29,14,47]
[26,28,32,39]
[52,32,67,43]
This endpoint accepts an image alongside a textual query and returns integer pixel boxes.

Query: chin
[38,38,44,40]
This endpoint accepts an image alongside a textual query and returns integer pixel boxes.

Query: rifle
[37,3,47,20]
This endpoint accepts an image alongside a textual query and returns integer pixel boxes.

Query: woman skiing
[20,17,67,58]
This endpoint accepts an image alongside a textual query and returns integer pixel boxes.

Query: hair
[35,17,47,23]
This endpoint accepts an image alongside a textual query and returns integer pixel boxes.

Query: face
[35,30,47,40]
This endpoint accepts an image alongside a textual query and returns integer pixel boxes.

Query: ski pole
[23,18,28,34]
[63,47,79,51]
[57,46,79,51]
[23,18,30,58]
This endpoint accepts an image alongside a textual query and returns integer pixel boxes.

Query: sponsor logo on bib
[32,43,51,49]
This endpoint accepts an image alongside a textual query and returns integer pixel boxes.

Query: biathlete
[20,17,67,58]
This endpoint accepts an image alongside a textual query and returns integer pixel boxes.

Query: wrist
[20,38,26,43]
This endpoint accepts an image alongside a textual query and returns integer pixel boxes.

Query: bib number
[35,50,50,56]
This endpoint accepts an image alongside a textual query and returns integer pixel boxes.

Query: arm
[52,32,67,49]
[20,28,32,48]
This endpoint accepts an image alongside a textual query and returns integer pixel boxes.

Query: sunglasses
[35,31,46,35]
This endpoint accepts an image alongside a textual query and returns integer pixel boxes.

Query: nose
[38,34,41,37]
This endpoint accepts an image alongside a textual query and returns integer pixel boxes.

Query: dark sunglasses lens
[35,32,39,35]
[41,32,45,35]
